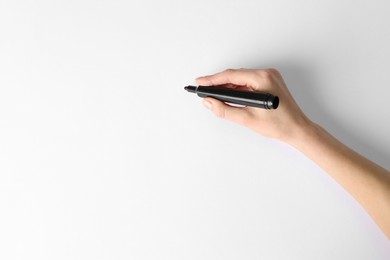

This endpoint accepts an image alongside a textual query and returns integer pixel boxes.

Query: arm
[288,121,390,238]
[196,68,390,239]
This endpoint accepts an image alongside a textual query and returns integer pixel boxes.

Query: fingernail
[203,100,212,109]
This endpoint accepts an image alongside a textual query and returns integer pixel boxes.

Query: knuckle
[260,74,272,85]
[224,68,235,74]
[266,68,279,75]
[255,68,279,85]
[267,68,282,79]
[263,70,273,80]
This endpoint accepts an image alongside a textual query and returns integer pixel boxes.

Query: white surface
[1,0,389,259]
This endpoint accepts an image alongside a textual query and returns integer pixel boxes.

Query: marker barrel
[185,85,279,110]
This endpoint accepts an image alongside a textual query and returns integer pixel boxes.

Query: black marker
[184,85,279,110]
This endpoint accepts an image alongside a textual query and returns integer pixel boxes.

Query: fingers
[202,97,251,126]
[196,68,272,89]
[196,69,257,87]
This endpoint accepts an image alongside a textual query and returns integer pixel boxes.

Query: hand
[196,68,312,142]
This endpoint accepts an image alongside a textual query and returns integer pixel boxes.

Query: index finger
[196,69,262,88]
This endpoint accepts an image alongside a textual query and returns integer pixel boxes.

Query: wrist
[280,117,322,149]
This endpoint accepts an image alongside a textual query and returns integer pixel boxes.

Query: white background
[1,0,390,259]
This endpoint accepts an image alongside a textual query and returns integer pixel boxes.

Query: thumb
[203,97,250,126]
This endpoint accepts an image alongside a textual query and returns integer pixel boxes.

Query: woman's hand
[196,68,312,141]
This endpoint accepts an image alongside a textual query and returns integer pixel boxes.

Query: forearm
[286,121,390,239]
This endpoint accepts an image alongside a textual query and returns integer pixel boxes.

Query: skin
[196,68,390,239]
